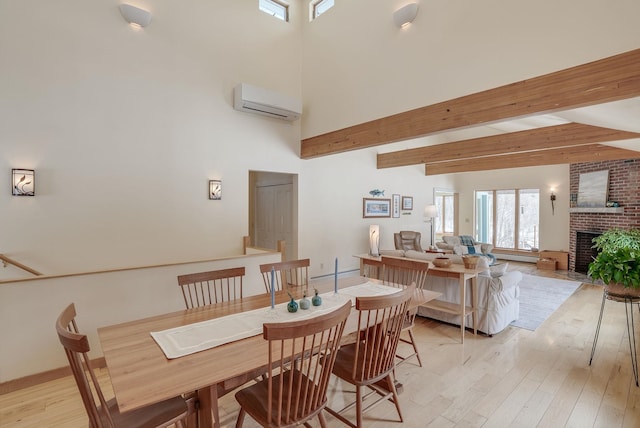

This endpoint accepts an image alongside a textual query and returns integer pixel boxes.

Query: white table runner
[151,281,399,359]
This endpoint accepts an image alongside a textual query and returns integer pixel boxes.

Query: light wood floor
[2,262,640,427]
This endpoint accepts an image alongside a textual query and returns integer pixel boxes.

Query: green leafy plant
[588,228,640,289]
[591,228,640,254]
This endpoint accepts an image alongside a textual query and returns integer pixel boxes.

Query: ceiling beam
[424,144,640,175]
[301,48,640,159]
[377,123,640,168]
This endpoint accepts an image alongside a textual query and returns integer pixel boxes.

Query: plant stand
[589,285,640,387]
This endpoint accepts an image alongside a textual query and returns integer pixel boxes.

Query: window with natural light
[475,189,539,250]
[435,193,455,240]
[259,0,289,22]
[311,0,334,20]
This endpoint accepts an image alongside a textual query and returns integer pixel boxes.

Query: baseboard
[493,249,539,263]
[496,253,538,263]
[311,269,360,280]
[0,357,106,395]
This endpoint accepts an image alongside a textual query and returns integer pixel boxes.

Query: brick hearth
[569,158,640,272]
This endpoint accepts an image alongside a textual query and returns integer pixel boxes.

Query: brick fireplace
[569,158,640,272]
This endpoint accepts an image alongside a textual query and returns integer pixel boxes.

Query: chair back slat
[353,284,414,384]
[264,301,351,426]
[260,258,310,293]
[56,303,114,428]
[177,267,245,309]
[380,256,429,290]
[362,257,383,279]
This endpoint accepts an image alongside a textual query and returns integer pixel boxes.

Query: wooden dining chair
[234,300,352,427]
[259,258,310,293]
[177,266,245,309]
[380,256,429,367]
[55,303,197,428]
[177,266,267,426]
[325,284,415,428]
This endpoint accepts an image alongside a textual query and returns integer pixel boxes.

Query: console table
[424,263,480,343]
[354,253,480,343]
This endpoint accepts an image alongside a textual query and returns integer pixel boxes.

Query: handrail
[0,236,286,285]
[0,254,42,276]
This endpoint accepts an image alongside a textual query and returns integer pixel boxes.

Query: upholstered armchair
[394,231,423,252]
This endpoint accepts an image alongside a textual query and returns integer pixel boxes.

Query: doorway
[249,171,298,260]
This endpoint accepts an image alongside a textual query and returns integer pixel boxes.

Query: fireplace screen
[575,231,601,274]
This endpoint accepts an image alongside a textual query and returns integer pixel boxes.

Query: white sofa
[436,235,494,255]
[378,249,522,335]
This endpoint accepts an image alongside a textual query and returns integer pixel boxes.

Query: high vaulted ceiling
[300,48,640,174]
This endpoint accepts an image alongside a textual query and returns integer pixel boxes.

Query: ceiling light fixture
[393,3,419,28]
[119,3,152,28]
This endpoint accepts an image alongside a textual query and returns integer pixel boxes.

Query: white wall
[0,251,281,382]
[2,0,638,278]
[301,0,640,138]
[0,0,459,280]
[452,164,571,252]
[1,0,303,274]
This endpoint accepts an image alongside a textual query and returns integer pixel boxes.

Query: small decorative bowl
[432,257,452,268]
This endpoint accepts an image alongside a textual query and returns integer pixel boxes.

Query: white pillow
[489,262,508,277]
[476,256,490,270]
[443,236,461,246]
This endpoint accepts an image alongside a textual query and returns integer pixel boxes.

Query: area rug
[511,274,584,331]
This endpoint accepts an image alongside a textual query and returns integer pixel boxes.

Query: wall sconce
[423,204,438,247]
[119,3,152,28]
[550,188,556,215]
[393,3,419,28]
[12,169,35,196]
[209,180,221,200]
[369,225,380,257]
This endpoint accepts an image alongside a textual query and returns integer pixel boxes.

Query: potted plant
[587,228,640,295]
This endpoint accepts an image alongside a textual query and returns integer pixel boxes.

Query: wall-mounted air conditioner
[233,83,302,121]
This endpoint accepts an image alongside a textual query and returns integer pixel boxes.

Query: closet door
[255,183,293,258]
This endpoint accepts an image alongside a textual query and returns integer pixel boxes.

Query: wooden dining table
[97,275,440,427]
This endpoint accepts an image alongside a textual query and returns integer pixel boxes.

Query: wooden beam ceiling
[424,144,640,175]
[300,48,640,159]
[377,123,640,168]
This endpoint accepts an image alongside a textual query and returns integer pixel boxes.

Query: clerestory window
[311,0,334,20]
[259,0,289,22]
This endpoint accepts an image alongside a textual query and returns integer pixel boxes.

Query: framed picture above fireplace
[577,170,609,208]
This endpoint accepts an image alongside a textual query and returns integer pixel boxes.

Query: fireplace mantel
[568,207,624,214]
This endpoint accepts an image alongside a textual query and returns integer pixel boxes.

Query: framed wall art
[363,198,391,218]
[392,194,400,218]
[577,170,608,208]
[401,196,413,210]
